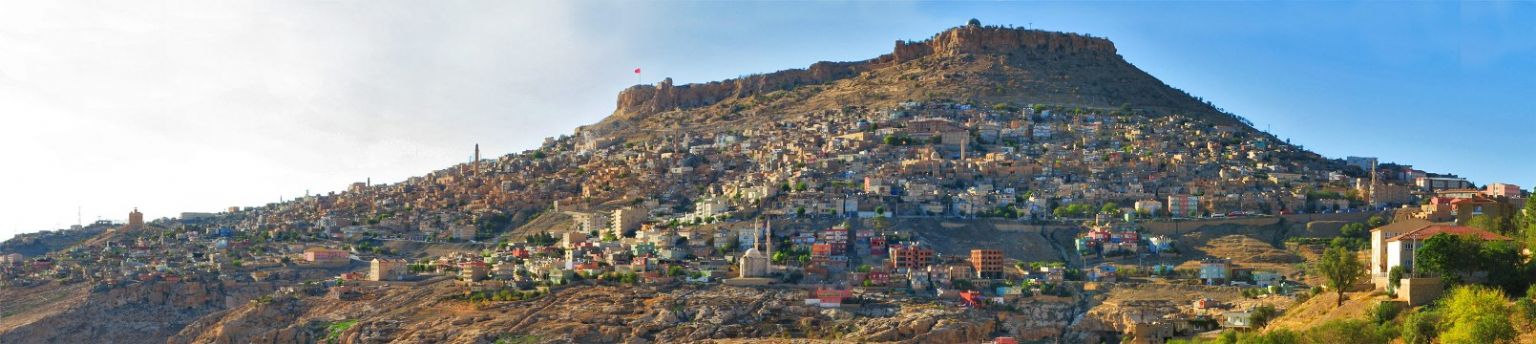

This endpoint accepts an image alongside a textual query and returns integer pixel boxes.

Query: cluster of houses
[0,209,388,290]
[75,98,1516,268]
[1,96,1529,344]
[301,217,1080,308]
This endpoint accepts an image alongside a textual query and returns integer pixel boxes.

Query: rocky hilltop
[609,21,1233,129]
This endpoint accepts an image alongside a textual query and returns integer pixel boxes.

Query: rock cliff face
[0,225,106,257]
[0,281,280,344]
[612,23,1120,119]
[613,60,872,118]
[891,22,1116,62]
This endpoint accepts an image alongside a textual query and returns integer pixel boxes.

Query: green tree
[871,216,890,231]
[1340,223,1368,238]
[524,231,557,246]
[1401,308,1441,344]
[1318,246,1365,307]
[1369,301,1402,324]
[1415,233,1480,284]
[1387,266,1405,296]
[1303,319,1390,344]
[1329,236,1365,251]
[1249,304,1280,329]
[1440,285,1515,344]
[1518,190,1536,247]
[1100,202,1120,215]
[1368,215,1388,228]
[1479,240,1531,294]
[1468,215,1510,235]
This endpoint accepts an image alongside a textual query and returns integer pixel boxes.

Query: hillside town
[3,98,1530,343]
[3,19,1534,344]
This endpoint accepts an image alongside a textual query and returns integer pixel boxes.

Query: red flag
[634,68,641,74]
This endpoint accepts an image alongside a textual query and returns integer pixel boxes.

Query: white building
[1369,220,1510,290]
[694,196,729,219]
[1133,199,1163,214]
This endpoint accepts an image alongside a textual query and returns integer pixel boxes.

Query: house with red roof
[1370,219,1511,293]
[1414,193,1517,225]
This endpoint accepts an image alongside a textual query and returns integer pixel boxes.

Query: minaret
[754,218,764,252]
[961,135,968,160]
[1368,160,1379,207]
[765,218,773,258]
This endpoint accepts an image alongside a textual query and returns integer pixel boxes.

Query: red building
[970,249,1004,279]
[819,227,849,256]
[866,271,889,285]
[889,243,935,271]
[304,247,349,264]
[869,236,888,255]
[815,286,853,305]
[811,243,833,257]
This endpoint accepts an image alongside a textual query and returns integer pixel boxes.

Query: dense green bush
[1440,285,1515,344]
[1400,308,1441,344]
[1303,319,1392,344]
[1249,304,1280,329]
[1370,301,1403,324]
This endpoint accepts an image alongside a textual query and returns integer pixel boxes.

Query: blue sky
[608,1,1535,185]
[0,1,1530,239]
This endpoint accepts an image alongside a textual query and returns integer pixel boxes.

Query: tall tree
[1519,191,1536,248]
[1440,285,1516,344]
[1368,215,1387,228]
[1415,233,1480,284]
[1318,246,1365,307]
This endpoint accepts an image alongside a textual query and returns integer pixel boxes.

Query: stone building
[126,208,144,231]
[369,258,408,281]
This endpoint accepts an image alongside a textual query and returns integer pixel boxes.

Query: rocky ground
[0,281,281,343]
[169,281,1022,344]
[0,270,1290,344]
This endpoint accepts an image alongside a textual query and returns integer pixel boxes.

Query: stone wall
[612,24,1118,119]
[1140,217,1280,235]
[1398,277,1443,306]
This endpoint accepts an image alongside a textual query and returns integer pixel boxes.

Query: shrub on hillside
[1303,318,1393,344]
[1439,285,1515,344]
[1370,301,1403,324]
[1515,298,1536,332]
[1400,308,1441,344]
[1248,304,1280,329]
